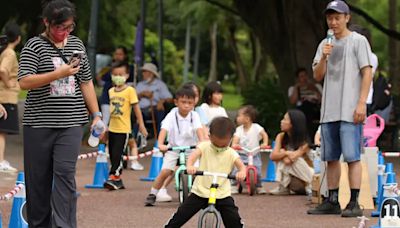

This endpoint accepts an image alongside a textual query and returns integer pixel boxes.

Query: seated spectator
[136,63,173,137]
[288,67,321,138]
[269,109,314,195]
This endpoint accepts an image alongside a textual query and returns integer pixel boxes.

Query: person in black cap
[307,0,373,217]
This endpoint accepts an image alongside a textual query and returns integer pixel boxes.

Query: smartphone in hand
[69,51,84,67]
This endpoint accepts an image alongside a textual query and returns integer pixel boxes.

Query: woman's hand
[56,63,80,79]
[139,124,148,138]
[0,104,7,119]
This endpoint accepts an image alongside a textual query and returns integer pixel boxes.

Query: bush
[242,78,287,139]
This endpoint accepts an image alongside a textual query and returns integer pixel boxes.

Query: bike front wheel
[248,169,256,196]
[198,210,222,228]
[179,172,189,204]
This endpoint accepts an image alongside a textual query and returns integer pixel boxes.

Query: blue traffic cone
[262,141,276,182]
[371,172,399,228]
[372,153,385,217]
[85,144,109,188]
[372,163,394,217]
[140,141,163,181]
[8,172,28,228]
[1,211,3,228]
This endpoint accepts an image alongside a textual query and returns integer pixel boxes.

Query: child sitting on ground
[269,109,314,195]
[164,117,246,227]
[103,61,147,190]
[145,86,205,206]
[231,105,269,194]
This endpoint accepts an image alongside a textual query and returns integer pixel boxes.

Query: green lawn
[222,83,243,111]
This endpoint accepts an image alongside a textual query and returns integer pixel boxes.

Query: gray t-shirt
[313,31,372,123]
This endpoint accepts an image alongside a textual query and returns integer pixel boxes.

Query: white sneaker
[156,188,172,202]
[0,160,18,173]
[130,160,144,171]
[231,185,239,194]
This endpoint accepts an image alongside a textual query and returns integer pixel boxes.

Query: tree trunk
[389,0,399,93]
[183,19,191,83]
[233,0,328,99]
[250,33,263,82]
[208,23,218,82]
[226,24,249,91]
[193,31,201,81]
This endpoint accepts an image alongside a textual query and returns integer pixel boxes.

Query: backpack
[371,73,391,111]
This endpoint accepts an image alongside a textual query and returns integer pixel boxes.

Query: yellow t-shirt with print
[108,86,138,133]
[191,141,239,199]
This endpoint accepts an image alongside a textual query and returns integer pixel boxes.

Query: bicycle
[167,145,197,204]
[232,145,270,196]
[187,170,236,228]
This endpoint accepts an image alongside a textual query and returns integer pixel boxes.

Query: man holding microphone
[307,0,372,217]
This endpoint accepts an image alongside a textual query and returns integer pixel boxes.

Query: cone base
[140,177,156,181]
[371,210,380,217]
[85,184,105,189]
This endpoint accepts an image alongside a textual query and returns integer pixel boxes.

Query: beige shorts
[161,151,198,171]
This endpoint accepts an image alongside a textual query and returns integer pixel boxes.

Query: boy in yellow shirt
[164,117,246,227]
[104,61,147,190]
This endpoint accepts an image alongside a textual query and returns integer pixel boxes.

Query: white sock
[150,187,159,195]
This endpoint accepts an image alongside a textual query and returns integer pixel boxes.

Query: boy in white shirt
[145,86,205,206]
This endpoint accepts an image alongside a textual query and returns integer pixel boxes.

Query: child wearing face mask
[164,117,246,227]
[103,61,147,190]
[145,86,205,206]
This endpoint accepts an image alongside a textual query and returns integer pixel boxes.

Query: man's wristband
[92,111,103,118]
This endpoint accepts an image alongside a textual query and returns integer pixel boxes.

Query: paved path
[0,101,390,227]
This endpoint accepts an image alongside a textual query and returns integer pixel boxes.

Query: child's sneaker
[156,188,172,202]
[103,175,125,190]
[145,194,157,206]
[130,160,144,171]
[0,160,18,173]
[257,187,267,194]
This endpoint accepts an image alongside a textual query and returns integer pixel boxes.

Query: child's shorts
[321,121,363,162]
[161,151,198,171]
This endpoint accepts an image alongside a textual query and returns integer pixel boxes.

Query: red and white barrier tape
[0,183,24,201]
[123,150,155,161]
[78,151,102,160]
[389,185,400,196]
[382,152,400,157]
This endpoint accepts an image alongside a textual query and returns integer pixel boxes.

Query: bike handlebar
[167,145,197,151]
[232,145,271,153]
[185,170,236,180]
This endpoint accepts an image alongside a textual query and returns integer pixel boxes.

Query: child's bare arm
[195,128,205,142]
[234,158,246,182]
[157,129,168,152]
[187,148,202,174]
[260,130,269,146]
[231,135,240,147]
[132,103,148,137]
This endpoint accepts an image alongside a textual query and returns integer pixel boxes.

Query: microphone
[326,29,334,45]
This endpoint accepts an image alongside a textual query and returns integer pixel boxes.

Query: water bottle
[88,120,105,147]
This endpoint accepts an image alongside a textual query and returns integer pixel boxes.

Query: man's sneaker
[103,176,125,190]
[341,201,363,217]
[145,194,156,206]
[257,187,267,195]
[0,160,18,173]
[307,199,341,215]
[130,160,144,171]
[156,188,172,202]
[269,186,290,195]
[231,185,239,194]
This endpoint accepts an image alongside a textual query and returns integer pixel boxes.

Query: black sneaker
[145,194,156,206]
[307,199,341,215]
[103,178,125,190]
[341,201,363,217]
